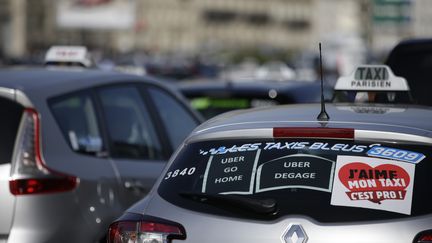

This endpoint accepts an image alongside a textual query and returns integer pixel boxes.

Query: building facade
[2,0,429,61]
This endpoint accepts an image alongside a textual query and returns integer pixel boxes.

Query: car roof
[0,67,167,98]
[190,103,432,140]
[387,38,432,50]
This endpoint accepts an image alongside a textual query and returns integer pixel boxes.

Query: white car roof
[189,103,432,143]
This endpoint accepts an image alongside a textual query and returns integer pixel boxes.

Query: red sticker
[338,162,410,204]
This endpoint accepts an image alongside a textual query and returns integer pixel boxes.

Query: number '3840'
[164,167,196,180]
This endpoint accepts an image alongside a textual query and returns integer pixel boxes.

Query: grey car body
[111,102,432,243]
[0,68,201,243]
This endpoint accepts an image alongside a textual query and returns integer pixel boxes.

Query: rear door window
[158,139,431,222]
[50,91,104,155]
[98,85,164,160]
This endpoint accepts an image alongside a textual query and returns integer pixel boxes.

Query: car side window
[147,86,199,149]
[50,92,104,155]
[0,98,24,164]
[98,85,164,160]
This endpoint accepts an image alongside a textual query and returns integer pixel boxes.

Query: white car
[108,65,432,243]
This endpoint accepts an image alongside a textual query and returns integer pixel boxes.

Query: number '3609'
[367,146,424,163]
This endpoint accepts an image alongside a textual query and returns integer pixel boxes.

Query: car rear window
[158,138,431,222]
[0,98,23,165]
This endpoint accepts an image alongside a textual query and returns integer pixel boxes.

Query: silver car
[0,67,202,243]
[109,101,432,243]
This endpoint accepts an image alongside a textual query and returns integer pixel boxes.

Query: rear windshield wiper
[179,192,277,215]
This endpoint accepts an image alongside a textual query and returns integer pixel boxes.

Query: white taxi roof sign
[334,65,409,91]
[44,46,91,67]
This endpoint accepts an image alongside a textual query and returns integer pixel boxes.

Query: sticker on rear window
[201,150,261,195]
[200,143,262,155]
[331,156,415,215]
[200,142,372,156]
[255,154,335,193]
[367,146,425,164]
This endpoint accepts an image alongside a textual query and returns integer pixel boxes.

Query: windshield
[158,138,431,222]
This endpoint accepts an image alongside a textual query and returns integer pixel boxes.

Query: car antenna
[317,42,330,121]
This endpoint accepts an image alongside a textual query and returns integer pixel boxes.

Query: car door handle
[124,180,149,195]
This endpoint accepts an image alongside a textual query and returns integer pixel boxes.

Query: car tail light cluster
[9,108,77,195]
[415,230,432,243]
[108,214,186,243]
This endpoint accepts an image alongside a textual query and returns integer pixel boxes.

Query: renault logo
[282,223,308,243]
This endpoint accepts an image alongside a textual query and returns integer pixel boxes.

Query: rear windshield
[158,139,431,222]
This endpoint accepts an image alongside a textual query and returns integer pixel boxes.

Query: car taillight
[9,108,78,195]
[415,230,432,243]
[273,127,354,139]
[108,214,186,243]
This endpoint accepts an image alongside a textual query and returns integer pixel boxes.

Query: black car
[386,38,432,106]
[177,79,333,119]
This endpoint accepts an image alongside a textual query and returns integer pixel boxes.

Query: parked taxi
[0,46,202,243]
[108,65,432,243]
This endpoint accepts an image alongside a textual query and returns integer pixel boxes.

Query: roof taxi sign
[44,45,92,68]
[335,65,409,91]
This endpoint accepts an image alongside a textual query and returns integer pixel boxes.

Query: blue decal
[200,143,262,156]
[367,146,425,164]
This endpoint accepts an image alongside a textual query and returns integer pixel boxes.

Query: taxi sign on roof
[44,45,91,67]
[334,65,409,91]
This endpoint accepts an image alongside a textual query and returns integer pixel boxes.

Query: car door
[96,83,170,208]
[48,90,122,238]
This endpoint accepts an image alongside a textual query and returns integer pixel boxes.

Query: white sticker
[330,155,415,215]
